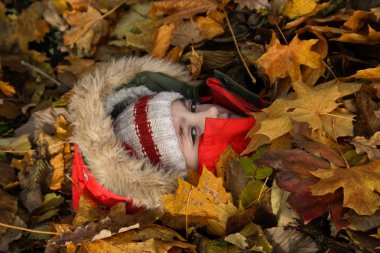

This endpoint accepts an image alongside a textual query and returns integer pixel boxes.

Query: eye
[190,100,196,113]
[191,127,197,143]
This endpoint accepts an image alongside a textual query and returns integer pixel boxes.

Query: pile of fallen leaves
[0,0,380,252]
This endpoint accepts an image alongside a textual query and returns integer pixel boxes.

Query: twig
[332,117,350,168]
[323,60,337,80]
[185,186,194,238]
[21,61,69,90]
[222,8,256,84]
[0,222,61,236]
[275,22,288,45]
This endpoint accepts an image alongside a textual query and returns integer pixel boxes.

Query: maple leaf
[310,160,380,215]
[63,5,109,57]
[256,33,323,85]
[245,80,361,153]
[162,168,238,236]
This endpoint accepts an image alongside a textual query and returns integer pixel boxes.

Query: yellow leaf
[256,33,323,85]
[0,81,16,97]
[246,80,362,152]
[73,194,105,227]
[150,23,176,58]
[49,153,65,190]
[55,114,73,140]
[195,10,225,39]
[282,0,317,19]
[310,160,380,215]
[350,66,380,79]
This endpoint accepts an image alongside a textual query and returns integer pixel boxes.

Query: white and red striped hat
[113,91,187,172]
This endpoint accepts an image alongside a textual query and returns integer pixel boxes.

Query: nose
[195,106,219,133]
[203,106,219,119]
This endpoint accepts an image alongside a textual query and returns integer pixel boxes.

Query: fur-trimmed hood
[69,56,193,209]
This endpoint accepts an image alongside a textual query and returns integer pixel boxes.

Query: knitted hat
[113,92,187,173]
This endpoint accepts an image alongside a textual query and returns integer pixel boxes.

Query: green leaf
[239,180,267,209]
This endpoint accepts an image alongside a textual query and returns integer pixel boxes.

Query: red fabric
[71,145,138,213]
[206,78,265,114]
[198,118,255,174]
[134,96,161,165]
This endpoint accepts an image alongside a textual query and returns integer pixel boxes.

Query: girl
[70,56,266,212]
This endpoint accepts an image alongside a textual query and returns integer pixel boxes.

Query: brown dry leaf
[171,20,207,47]
[256,33,323,85]
[310,160,380,215]
[63,5,109,57]
[282,0,329,19]
[150,23,176,58]
[82,225,196,253]
[0,81,16,97]
[352,132,380,160]
[215,146,239,181]
[49,153,65,191]
[150,0,218,24]
[11,2,50,54]
[187,48,203,77]
[245,80,361,153]
[350,66,380,79]
[73,194,105,227]
[195,10,225,39]
[57,55,95,77]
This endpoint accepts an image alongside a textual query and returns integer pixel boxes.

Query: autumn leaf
[150,0,218,24]
[352,132,380,160]
[162,168,239,236]
[55,114,73,140]
[350,66,380,79]
[49,153,65,191]
[256,33,323,85]
[187,48,203,77]
[195,10,225,39]
[63,5,109,56]
[343,10,373,32]
[0,81,16,97]
[162,168,232,219]
[310,160,380,215]
[245,80,361,153]
[282,0,330,19]
[150,23,176,58]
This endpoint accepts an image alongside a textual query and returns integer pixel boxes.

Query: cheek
[182,144,199,170]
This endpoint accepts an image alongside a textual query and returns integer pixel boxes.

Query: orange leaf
[150,23,176,58]
[0,81,16,97]
[195,10,225,39]
[343,10,372,32]
[350,66,380,79]
[310,160,380,215]
[49,153,65,191]
[256,33,323,85]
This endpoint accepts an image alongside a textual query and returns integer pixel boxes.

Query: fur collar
[69,56,192,209]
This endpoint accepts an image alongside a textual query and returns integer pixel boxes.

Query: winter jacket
[70,56,267,212]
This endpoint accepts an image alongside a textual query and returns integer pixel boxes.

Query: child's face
[171,99,241,169]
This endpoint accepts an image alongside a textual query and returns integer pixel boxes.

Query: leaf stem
[0,222,61,235]
[222,8,256,84]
